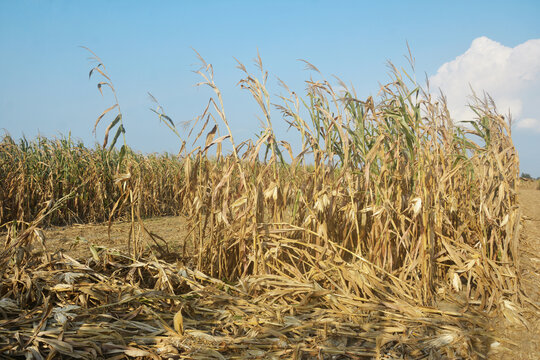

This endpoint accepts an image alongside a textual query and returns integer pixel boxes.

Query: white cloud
[516,118,540,133]
[429,37,540,133]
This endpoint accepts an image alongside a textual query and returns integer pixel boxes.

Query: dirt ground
[33,186,540,359]
[41,215,191,262]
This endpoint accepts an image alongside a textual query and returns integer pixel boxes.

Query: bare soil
[41,215,191,262]
[33,186,540,359]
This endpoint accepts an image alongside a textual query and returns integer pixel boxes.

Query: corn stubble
[0,53,522,359]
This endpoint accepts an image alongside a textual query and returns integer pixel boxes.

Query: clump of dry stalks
[0,51,523,359]
[173,54,520,308]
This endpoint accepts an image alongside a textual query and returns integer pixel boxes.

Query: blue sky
[1,0,539,175]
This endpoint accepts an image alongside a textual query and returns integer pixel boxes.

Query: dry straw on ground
[0,248,496,359]
[0,52,523,359]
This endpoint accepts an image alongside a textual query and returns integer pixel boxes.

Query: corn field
[0,134,185,226]
[0,53,523,359]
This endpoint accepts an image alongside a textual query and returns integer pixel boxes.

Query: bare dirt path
[490,187,540,359]
[41,215,190,260]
